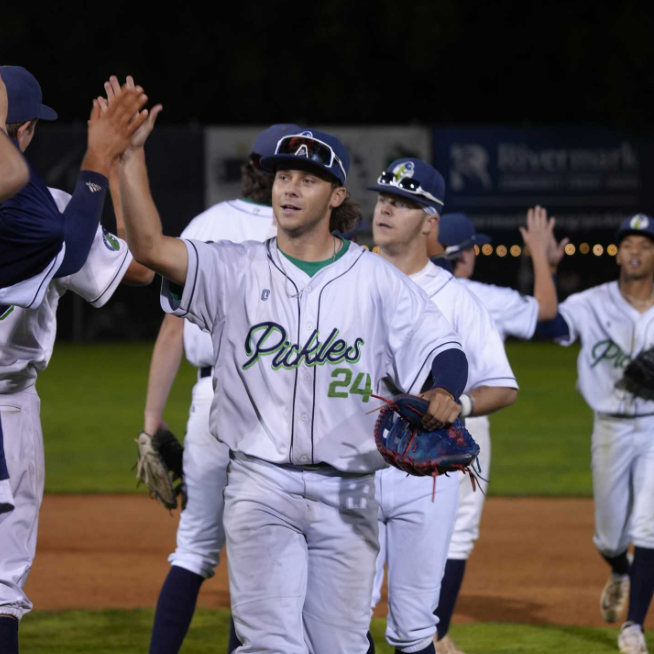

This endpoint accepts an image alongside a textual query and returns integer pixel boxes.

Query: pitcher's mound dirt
[25,495,651,628]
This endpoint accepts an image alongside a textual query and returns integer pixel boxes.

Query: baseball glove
[373,394,481,495]
[135,429,186,511]
[616,346,654,401]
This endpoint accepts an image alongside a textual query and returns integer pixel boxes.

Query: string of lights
[472,243,619,258]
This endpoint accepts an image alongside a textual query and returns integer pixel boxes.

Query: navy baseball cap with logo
[367,158,445,215]
[260,128,350,186]
[616,214,654,243]
[251,124,300,161]
[2,65,57,123]
[438,213,491,256]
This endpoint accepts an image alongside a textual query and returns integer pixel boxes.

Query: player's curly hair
[5,119,37,141]
[330,187,360,235]
[241,162,273,205]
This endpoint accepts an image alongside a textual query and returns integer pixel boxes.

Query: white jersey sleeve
[0,246,65,309]
[161,239,244,332]
[411,264,517,392]
[48,189,132,308]
[177,199,275,368]
[384,269,464,395]
[461,278,539,341]
[557,292,586,346]
[55,225,132,307]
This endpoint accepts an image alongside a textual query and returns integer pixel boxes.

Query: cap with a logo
[2,65,57,123]
[259,128,350,186]
[367,158,445,215]
[616,214,654,243]
[251,124,300,161]
[438,213,491,256]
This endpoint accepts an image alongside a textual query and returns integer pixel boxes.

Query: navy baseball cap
[367,158,445,214]
[2,66,57,123]
[252,124,300,159]
[438,213,491,256]
[260,128,350,186]
[615,214,654,243]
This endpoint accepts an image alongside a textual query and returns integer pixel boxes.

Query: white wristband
[459,393,474,418]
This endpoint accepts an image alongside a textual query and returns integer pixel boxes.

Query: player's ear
[422,213,436,237]
[330,184,347,209]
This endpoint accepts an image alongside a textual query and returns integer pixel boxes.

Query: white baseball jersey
[558,281,654,416]
[411,263,518,392]
[179,199,275,368]
[0,247,65,310]
[0,189,132,394]
[161,239,463,472]
[460,278,539,341]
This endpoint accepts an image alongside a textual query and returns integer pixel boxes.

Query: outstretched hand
[99,75,162,155]
[85,85,149,175]
[520,205,555,258]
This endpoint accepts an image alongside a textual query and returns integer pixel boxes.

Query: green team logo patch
[102,228,120,252]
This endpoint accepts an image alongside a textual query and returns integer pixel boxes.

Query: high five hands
[98,75,162,156]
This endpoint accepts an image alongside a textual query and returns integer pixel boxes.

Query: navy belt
[199,366,212,379]
[599,412,654,420]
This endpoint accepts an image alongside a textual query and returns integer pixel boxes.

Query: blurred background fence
[28,123,654,341]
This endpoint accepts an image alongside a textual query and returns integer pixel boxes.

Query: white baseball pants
[0,387,45,619]
[592,413,654,557]
[448,415,490,560]
[168,377,228,579]
[224,452,379,654]
[372,468,459,652]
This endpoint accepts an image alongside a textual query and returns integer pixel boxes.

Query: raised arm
[100,76,187,285]
[520,205,559,321]
[0,70,28,201]
[100,76,154,287]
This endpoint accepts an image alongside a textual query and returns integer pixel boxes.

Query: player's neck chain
[620,285,654,309]
[277,237,343,299]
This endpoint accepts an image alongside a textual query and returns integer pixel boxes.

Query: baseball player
[535,214,654,654]
[0,69,28,202]
[432,210,563,653]
[141,122,298,654]
[366,158,518,654]
[0,66,148,308]
[114,105,470,654]
[0,85,154,654]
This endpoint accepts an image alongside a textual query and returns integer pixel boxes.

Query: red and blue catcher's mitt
[373,394,481,494]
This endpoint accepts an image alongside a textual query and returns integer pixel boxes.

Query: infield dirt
[25,495,653,629]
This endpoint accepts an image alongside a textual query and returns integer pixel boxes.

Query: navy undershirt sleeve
[534,312,570,340]
[54,170,108,277]
[430,348,468,401]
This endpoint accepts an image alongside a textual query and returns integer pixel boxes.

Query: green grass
[491,340,594,497]
[37,340,593,496]
[19,608,652,653]
[38,342,197,493]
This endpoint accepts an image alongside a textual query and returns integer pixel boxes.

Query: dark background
[7,1,654,340]
[6,2,654,127]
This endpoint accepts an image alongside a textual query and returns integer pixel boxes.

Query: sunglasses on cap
[275,135,347,182]
[376,171,444,206]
